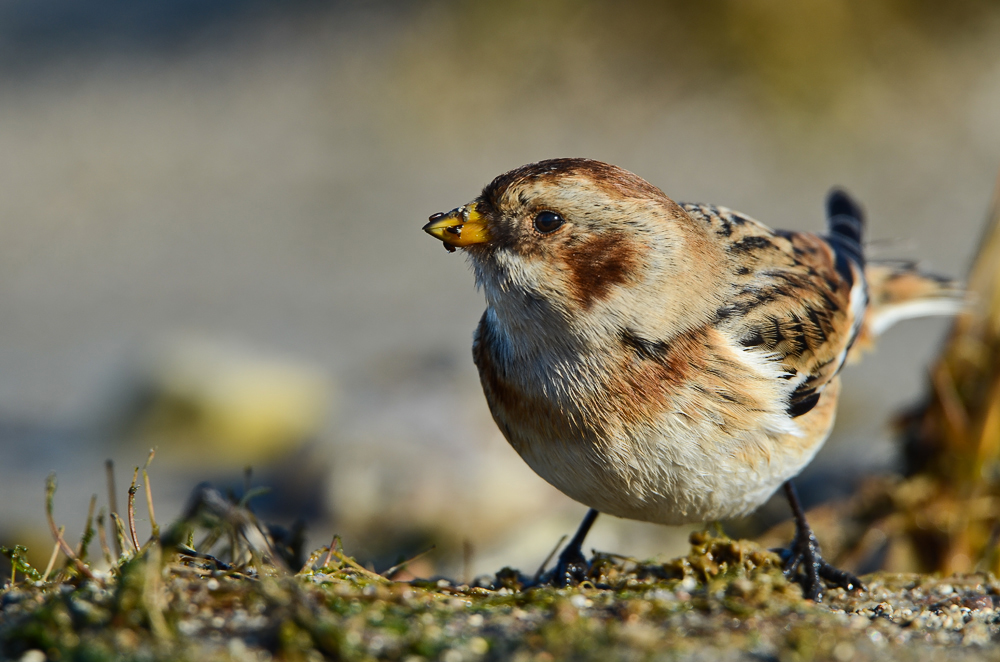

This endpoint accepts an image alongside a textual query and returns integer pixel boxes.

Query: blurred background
[0,0,998,580]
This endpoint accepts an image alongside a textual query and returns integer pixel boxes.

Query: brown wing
[681,203,864,418]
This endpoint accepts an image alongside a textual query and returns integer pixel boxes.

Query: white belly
[519,424,819,524]
[511,384,838,525]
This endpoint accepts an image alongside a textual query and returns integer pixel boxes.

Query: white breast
[492,330,835,525]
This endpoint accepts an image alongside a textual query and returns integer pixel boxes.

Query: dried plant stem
[383,545,436,580]
[298,546,331,574]
[111,512,133,556]
[336,552,387,582]
[321,535,339,569]
[323,538,386,582]
[96,508,114,567]
[533,534,568,584]
[143,449,159,538]
[106,459,121,558]
[45,474,96,581]
[128,467,141,552]
[41,531,62,582]
[76,494,97,562]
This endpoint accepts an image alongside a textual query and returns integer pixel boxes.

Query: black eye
[534,210,565,234]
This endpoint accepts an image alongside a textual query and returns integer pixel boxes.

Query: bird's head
[424,158,728,344]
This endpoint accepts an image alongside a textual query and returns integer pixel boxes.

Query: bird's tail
[824,188,966,359]
[861,261,965,338]
[825,189,866,276]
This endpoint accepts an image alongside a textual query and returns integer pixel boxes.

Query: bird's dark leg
[549,508,599,587]
[781,481,863,602]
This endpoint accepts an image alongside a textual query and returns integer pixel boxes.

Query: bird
[423,158,962,600]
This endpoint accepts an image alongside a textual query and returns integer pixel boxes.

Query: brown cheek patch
[563,231,639,310]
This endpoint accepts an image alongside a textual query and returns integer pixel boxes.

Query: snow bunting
[423,158,961,599]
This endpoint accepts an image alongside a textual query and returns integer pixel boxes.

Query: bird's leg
[780,481,863,602]
[549,508,599,587]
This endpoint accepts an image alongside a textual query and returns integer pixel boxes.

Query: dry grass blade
[309,536,385,582]
[143,449,159,538]
[76,494,97,562]
[41,530,62,583]
[44,474,96,581]
[332,549,387,582]
[319,534,339,570]
[383,545,436,580]
[298,545,332,574]
[532,534,567,584]
[128,466,141,552]
[162,483,290,573]
[96,508,114,567]
[111,512,134,555]
[106,459,121,558]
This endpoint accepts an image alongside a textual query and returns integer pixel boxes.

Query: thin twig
[106,459,121,558]
[533,534,567,584]
[321,534,339,570]
[383,545,436,580]
[128,466,141,552]
[599,551,643,563]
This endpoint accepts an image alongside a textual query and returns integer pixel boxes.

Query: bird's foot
[548,542,590,587]
[779,527,863,602]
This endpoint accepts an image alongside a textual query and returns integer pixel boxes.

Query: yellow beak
[423,203,491,252]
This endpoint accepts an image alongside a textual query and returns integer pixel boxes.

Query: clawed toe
[781,529,863,601]
[818,560,863,593]
[550,546,590,587]
[537,508,599,587]
[780,482,864,602]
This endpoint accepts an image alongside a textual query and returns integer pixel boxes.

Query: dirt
[3,533,1000,662]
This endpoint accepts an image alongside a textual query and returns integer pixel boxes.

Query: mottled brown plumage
[424,158,961,595]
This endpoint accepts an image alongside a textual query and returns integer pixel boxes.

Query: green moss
[7,477,1000,661]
